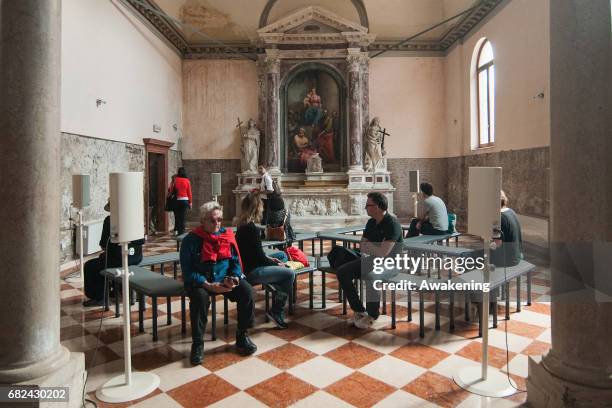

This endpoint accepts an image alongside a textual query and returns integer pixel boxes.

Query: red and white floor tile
[61,235,551,407]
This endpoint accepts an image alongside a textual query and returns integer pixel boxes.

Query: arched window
[476,40,494,147]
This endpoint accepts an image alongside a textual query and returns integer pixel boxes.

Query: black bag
[164,189,177,212]
[327,245,361,269]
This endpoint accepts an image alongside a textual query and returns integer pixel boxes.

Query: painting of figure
[285,69,341,173]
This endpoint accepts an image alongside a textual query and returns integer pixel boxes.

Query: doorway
[143,138,174,235]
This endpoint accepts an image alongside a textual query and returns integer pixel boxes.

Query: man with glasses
[180,201,257,365]
[333,192,403,329]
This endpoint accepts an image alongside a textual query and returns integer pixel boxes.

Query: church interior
[0,0,610,407]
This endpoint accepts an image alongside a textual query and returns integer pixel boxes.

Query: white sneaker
[349,311,368,326]
[354,314,374,329]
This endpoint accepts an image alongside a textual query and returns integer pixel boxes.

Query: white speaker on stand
[453,167,515,397]
[211,172,221,203]
[71,174,90,281]
[96,172,160,403]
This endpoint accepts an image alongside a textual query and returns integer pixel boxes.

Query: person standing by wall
[170,167,192,235]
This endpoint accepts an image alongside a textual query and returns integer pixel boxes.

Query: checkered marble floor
[60,234,551,407]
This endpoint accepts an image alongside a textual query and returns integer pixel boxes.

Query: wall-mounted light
[172,123,178,132]
[533,92,545,99]
[153,124,161,133]
[96,98,107,108]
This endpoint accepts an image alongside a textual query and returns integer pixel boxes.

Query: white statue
[306,152,323,173]
[364,117,385,172]
[239,118,259,173]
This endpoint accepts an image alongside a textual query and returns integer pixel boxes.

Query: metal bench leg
[104,280,110,311]
[138,293,145,333]
[407,290,412,322]
[342,289,347,315]
[224,297,229,324]
[434,292,440,331]
[419,292,425,338]
[166,296,172,325]
[160,263,165,276]
[309,271,315,309]
[516,276,522,312]
[181,296,186,334]
[527,272,532,306]
[152,296,158,341]
[450,293,455,332]
[211,295,217,341]
[264,287,270,322]
[391,289,396,329]
[115,284,120,318]
[288,280,295,315]
[173,262,177,280]
[382,289,387,315]
[492,301,498,328]
[505,282,511,320]
[321,270,326,309]
[465,296,470,321]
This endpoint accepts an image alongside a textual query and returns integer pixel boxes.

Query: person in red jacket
[169,167,192,235]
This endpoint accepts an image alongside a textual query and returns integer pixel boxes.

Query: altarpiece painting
[284,69,342,173]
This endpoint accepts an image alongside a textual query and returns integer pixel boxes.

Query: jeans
[247,264,295,312]
[187,279,254,345]
[406,218,447,238]
[173,200,189,234]
[336,257,381,319]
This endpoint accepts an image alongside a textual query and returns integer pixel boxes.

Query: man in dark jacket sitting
[83,200,144,307]
[180,201,257,365]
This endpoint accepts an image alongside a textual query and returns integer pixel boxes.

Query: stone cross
[377,127,390,154]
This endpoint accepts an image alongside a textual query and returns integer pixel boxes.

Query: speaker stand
[453,240,515,398]
[96,243,159,403]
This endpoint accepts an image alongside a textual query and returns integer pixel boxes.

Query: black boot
[190,343,203,365]
[235,331,257,355]
[267,291,288,329]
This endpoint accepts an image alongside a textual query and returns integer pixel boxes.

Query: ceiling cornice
[124,0,505,58]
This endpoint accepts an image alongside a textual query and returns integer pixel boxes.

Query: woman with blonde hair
[235,193,295,328]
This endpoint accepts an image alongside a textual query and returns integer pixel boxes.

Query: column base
[16,348,85,408]
[527,355,612,407]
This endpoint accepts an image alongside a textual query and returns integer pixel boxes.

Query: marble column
[0,0,85,399]
[346,50,363,171]
[264,51,281,173]
[256,55,267,167]
[526,1,612,406]
[360,53,370,149]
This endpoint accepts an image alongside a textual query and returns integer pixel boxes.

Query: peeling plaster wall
[60,134,181,265]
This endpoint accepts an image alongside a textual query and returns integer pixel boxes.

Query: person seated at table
[331,192,403,329]
[83,200,144,307]
[265,183,296,243]
[406,182,448,237]
[236,193,295,329]
[491,190,524,267]
[180,201,257,365]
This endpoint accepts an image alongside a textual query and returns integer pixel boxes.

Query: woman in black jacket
[265,188,296,242]
[235,193,295,329]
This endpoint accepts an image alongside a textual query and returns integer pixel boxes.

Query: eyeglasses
[364,204,376,208]
[205,217,223,224]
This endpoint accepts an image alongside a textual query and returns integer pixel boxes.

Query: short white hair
[199,201,222,223]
